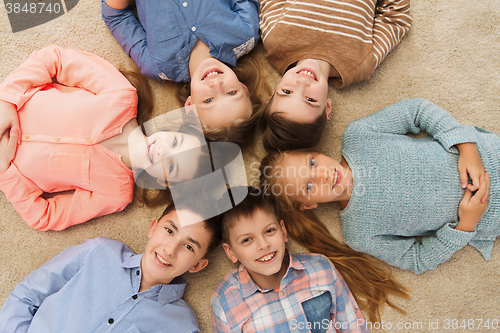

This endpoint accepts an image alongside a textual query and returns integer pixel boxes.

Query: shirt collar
[237,250,306,299]
[122,253,187,305]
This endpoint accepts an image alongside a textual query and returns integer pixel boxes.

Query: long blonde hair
[259,150,410,322]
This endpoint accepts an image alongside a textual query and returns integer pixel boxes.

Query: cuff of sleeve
[0,163,19,183]
[437,125,479,152]
[101,0,129,17]
[0,92,22,109]
[211,43,238,67]
[437,222,476,247]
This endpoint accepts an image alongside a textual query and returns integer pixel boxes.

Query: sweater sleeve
[0,164,132,231]
[100,0,163,80]
[347,223,476,274]
[0,239,102,333]
[0,45,135,109]
[346,98,479,152]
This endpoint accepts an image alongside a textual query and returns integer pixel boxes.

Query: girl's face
[271,59,331,123]
[186,58,252,129]
[136,131,203,185]
[278,151,352,208]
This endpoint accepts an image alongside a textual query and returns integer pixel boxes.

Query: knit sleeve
[345,98,479,152]
[346,223,476,274]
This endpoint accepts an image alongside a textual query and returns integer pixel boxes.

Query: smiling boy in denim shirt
[212,187,368,333]
[0,202,221,333]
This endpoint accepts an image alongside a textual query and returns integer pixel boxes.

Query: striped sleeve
[372,0,412,66]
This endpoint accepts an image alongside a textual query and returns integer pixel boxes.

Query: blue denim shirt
[101,0,260,82]
[0,238,200,333]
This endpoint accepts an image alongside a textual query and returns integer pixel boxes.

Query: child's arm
[328,263,369,333]
[0,239,99,332]
[231,0,260,49]
[101,0,162,80]
[211,292,237,333]
[0,164,132,230]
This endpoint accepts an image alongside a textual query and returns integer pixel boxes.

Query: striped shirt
[259,0,412,88]
[212,252,368,332]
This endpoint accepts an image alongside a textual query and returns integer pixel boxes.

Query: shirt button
[87,138,93,144]
[23,135,29,140]
[136,270,140,276]
[132,294,138,300]
[191,26,196,32]
[280,291,284,297]
[183,2,187,7]
[291,326,296,331]
[55,137,61,142]
[108,318,114,324]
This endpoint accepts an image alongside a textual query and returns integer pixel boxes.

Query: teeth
[156,253,171,266]
[332,169,338,188]
[257,252,276,262]
[203,71,222,80]
[148,142,155,164]
[298,70,315,79]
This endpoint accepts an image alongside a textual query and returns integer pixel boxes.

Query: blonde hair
[175,51,271,150]
[259,150,410,322]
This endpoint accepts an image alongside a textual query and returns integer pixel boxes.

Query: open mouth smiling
[296,68,317,81]
[202,68,223,81]
[156,253,171,266]
[256,251,276,262]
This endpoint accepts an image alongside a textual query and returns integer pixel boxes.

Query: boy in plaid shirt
[211,187,368,333]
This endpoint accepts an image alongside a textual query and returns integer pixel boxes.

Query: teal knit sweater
[340,98,500,274]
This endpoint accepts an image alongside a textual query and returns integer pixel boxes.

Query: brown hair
[175,51,270,150]
[159,200,222,256]
[120,69,209,208]
[261,94,328,151]
[259,151,410,323]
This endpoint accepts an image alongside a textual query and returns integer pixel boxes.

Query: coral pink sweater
[0,46,137,230]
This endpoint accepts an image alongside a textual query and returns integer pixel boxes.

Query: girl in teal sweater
[259,98,498,274]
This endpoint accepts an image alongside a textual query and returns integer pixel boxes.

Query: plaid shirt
[212,252,368,332]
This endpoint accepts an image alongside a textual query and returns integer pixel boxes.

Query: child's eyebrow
[188,237,202,250]
[167,220,178,231]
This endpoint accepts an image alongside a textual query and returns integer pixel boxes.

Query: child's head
[177,54,268,150]
[259,150,352,210]
[261,59,332,151]
[220,187,289,289]
[140,202,221,291]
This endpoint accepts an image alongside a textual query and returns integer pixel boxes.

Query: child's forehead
[159,210,208,232]
[229,207,279,234]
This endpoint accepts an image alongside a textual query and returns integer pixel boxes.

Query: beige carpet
[1,0,499,332]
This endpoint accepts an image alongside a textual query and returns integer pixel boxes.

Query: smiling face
[280,151,353,209]
[139,209,211,292]
[186,58,252,129]
[222,207,289,290]
[271,59,332,123]
[136,131,203,185]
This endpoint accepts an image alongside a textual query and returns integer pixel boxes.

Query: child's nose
[209,79,224,92]
[257,237,270,250]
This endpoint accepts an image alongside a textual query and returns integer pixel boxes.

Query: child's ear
[188,258,209,273]
[148,219,159,238]
[242,83,249,95]
[325,98,332,120]
[156,178,170,188]
[279,219,288,243]
[184,96,192,108]
[222,243,238,264]
[269,88,276,100]
[300,203,317,210]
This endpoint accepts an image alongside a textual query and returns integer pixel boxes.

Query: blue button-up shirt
[0,237,200,333]
[101,0,260,82]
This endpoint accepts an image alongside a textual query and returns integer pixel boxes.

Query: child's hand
[0,101,20,141]
[0,127,19,174]
[457,142,485,191]
[456,173,489,232]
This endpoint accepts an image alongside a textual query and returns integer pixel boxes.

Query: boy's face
[186,58,252,129]
[140,209,211,291]
[222,208,289,289]
[271,59,332,123]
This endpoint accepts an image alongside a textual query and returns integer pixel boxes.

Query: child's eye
[172,137,177,148]
[306,182,313,193]
[306,97,316,102]
[227,91,237,96]
[241,238,250,244]
[185,244,194,252]
[165,227,173,235]
[266,228,276,234]
[282,89,292,94]
[203,97,213,103]
[310,157,316,167]
[169,161,174,173]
